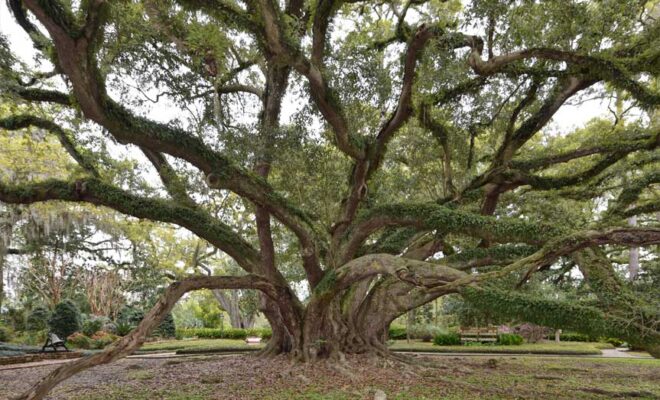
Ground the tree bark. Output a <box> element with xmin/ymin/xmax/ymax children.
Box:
<box><xmin>628</xmin><ymin>216</ymin><xmax>639</xmax><ymax>280</ymax></box>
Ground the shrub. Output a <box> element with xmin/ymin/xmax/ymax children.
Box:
<box><xmin>67</xmin><ymin>332</ymin><xmax>92</xmax><ymax>349</ymax></box>
<box><xmin>559</xmin><ymin>333</ymin><xmax>591</xmax><ymax>342</ymax></box>
<box><xmin>153</xmin><ymin>313</ymin><xmax>176</xmax><ymax>338</ymax></box>
<box><xmin>175</xmin><ymin>327</ymin><xmax>276</xmax><ymax>340</ymax></box>
<box><xmin>115</xmin><ymin>321</ymin><xmax>134</xmax><ymax>336</ymax></box>
<box><xmin>82</xmin><ymin>318</ymin><xmax>105</xmax><ymax>337</ymax></box>
<box><xmin>409</xmin><ymin>325</ymin><xmax>446</xmax><ymax>342</ymax></box>
<box><xmin>49</xmin><ymin>300</ymin><xmax>81</xmax><ymax>339</ymax></box>
<box><xmin>20</xmin><ymin>329</ymin><xmax>48</xmax><ymax>346</ymax></box>
<box><xmin>102</xmin><ymin>321</ymin><xmax>118</xmax><ymax>334</ymax></box>
<box><xmin>117</xmin><ymin>306</ymin><xmax>144</xmax><ymax>326</ymax></box>
<box><xmin>259</xmin><ymin>328</ymin><xmax>272</xmax><ymax>340</ymax></box>
<box><xmin>27</xmin><ymin>306</ymin><xmax>51</xmax><ymax>332</ymax></box>
<box><xmin>388</xmin><ymin>325</ymin><xmax>407</xmax><ymax>340</ymax></box>
<box><xmin>602</xmin><ymin>337</ymin><xmax>624</xmax><ymax>347</ymax></box>
<box><xmin>497</xmin><ymin>333</ymin><xmax>523</xmax><ymax>345</ymax></box>
<box><xmin>0</xmin><ymin>325</ymin><xmax>13</xmax><ymax>342</ymax></box>
<box><xmin>90</xmin><ymin>331</ymin><xmax>118</xmax><ymax>349</ymax></box>
<box><xmin>433</xmin><ymin>333</ymin><xmax>461</xmax><ymax>346</ymax></box>
<box><xmin>223</xmin><ymin>328</ymin><xmax>247</xmax><ymax>340</ymax></box>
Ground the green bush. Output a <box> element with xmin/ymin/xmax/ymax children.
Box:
<box><xmin>154</xmin><ymin>313</ymin><xmax>176</xmax><ymax>338</ymax></box>
<box><xmin>18</xmin><ymin>329</ymin><xmax>48</xmax><ymax>346</ymax></box>
<box><xmin>559</xmin><ymin>333</ymin><xmax>591</xmax><ymax>342</ymax></box>
<box><xmin>497</xmin><ymin>333</ymin><xmax>523</xmax><ymax>345</ymax></box>
<box><xmin>433</xmin><ymin>333</ymin><xmax>461</xmax><ymax>346</ymax></box>
<box><xmin>91</xmin><ymin>331</ymin><xmax>118</xmax><ymax>349</ymax></box>
<box><xmin>0</xmin><ymin>325</ymin><xmax>13</xmax><ymax>342</ymax></box>
<box><xmin>175</xmin><ymin>327</ymin><xmax>273</xmax><ymax>340</ymax></box>
<box><xmin>117</xmin><ymin>306</ymin><xmax>144</xmax><ymax>326</ymax></box>
<box><xmin>409</xmin><ymin>325</ymin><xmax>446</xmax><ymax>342</ymax></box>
<box><xmin>259</xmin><ymin>328</ymin><xmax>272</xmax><ymax>340</ymax></box>
<box><xmin>115</xmin><ymin>321</ymin><xmax>134</xmax><ymax>336</ymax></box>
<box><xmin>67</xmin><ymin>332</ymin><xmax>92</xmax><ymax>349</ymax></box>
<box><xmin>602</xmin><ymin>337</ymin><xmax>624</xmax><ymax>347</ymax></box>
<box><xmin>223</xmin><ymin>328</ymin><xmax>248</xmax><ymax>340</ymax></box>
<box><xmin>82</xmin><ymin>318</ymin><xmax>104</xmax><ymax>337</ymax></box>
<box><xmin>388</xmin><ymin>325</ymin><xmax>407</xmax><ymax>340</ymax></box>
<box><xmin>102</xmin><ymin>321</ymin><xmax>117</xmax><ymax>334</ymax></box>
<box><xmin>49</xmin><ymin>300</ymin><xmax>81</xmax><ymax>339</ymax></box>
<box><xmin>27</xmin><ymin>306</ymin><xmax>51</xmax><ymax>332</ymax></box>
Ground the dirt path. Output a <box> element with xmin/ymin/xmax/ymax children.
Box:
<box><xmin>600</xmin><ymin>347</ymin><xmax>650</xmax><ymax>358</ymax></box>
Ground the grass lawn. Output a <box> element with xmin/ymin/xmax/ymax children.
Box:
<box><xmin>139</xmin><ymin>338</ymin><xmax>613</xmax><ymax>356</ymax></box>
<box><xmin>2</xmin><ymin>353</ymin><xmax>658</xmax><ymax>399</ymax></box>
<box><xmin>139</xmin><ymin>338</ymin><xmax>264</xmax><ymax>353</ymax></box>
<box><xmin>389</xmin><ymin>340</ymin><xmax>613</xmax><ymax>355</ymax></box>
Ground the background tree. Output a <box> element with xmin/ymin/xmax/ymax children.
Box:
<box><xmin>0</xmin><ymin>0</ymin><xmax>659</xmax><ymax>398</ymax></box>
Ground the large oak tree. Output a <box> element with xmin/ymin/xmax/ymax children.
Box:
<box><xmin>1</xmin><ymin>0</ymin><xmax>659</xmax><ymax>398</ymax></box>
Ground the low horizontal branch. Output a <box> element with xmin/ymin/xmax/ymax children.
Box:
<box><xmin>0</xmin><ymin>178</ymin><xmax>261</xmax><ymax>271</ymax></box>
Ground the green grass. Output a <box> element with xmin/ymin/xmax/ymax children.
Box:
<box><xmin>139</xmin><ymin>338</ymin><xmax>616</xmax><ymax>356</ymax></box>
<box><xmin>139</xmin><ymin>338</ymin><xmax>263</xmax><ymax>353</ymax></box>
<box><xmin>389</xmin><ymin>340</ymin><xmax>610</xmax><ymax>355</ymax></box>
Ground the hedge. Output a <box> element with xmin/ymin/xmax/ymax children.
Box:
<box><xmin>497</xmin><ymin>333</ymin><xmax>523</xmax><ymax>345</ymax></box>
<box><xmin>433</xmin><ymin>333</ymin><xmax>461</xmax><ymax>346</ymax></box>
<box><xmin>176</xmin><ymin>327</ymin><xmax>272</xmax><ymax>340</ymax></box>
<box><xmin>388</xmin><ymin>326</ymin><xmax>407</xmax><ymax>340</ymax></box>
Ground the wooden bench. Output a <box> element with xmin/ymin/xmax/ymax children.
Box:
<box><xmin>459</xmin><ymin>327</ymin><xmax>498</xmax><ymax>343</ymax></box>
<box><xmin>41</xmin><ymin>332</ymin><xmax>69</xmax><ymax>353</ymax></box>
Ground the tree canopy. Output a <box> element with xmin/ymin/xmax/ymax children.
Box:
<box><xmin>0</xmin><ymin>0</ymin><xmax>659</xmax><ymax>398</ymax></box>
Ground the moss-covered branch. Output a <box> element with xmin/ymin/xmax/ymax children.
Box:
<box><xmin>342</xmin><ymin>203</ymin><xmax>561</xmax><ymax>262</ymax></box>
<box><xmin>0</xmin><ymin>178</ymin><xmax>262</xmax><ymax>272</ymax></box>
<box><xmin>441</xmin><ymin>227</ymin><xmax>660</xmax><ymax>291</ymax></box>
<box><xmin>461</xmin><ymin>286</ymin><xmax>659</xmax><ymax>349</ymax></box>
<box><xmin>510</xmin><ymin>131</ymin><xmax>656</xmax><ymax>171</ymax></box>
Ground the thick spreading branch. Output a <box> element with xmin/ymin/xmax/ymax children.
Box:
<box><xmin>0</xmin><ymin>178</ymin><xmax>261</xmax><ymax>271</ymax></box>
<box><xmin>442</xmin><ymin>227</ymin><xmax>660</xmax><ymax>291</ymax></box>
<box><xmin>20</xmin><ymin>0</ymin><xmax>326</xmax><ymax>262</ymax></box>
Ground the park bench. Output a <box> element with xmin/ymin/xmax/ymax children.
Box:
<box><xmin>41</xmin><ymin>332</ymin><xmax>69</xmax><ymax>353</ymax></box>
<box><xmin>459</xmin><ymin>327</ymin><xmax>498</xmax><ymax>343</ymax></box>
<box><xmin>245</xmin><ymin>337</ymin><xmax>262</xmax><ymax>345</ymax></box>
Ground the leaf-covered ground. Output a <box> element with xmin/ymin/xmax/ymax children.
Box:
<box><xmin>0</xmin><ymin>354</ymin><xmax>658</xmax><ymax>399</ymax></box>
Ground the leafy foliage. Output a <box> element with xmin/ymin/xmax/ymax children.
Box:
<box><xmin>48</xmin><ymin>300</ymin><xmax>81</xmax><ymax>339</ymax></box>
<box><xmin>26</xmin><ymin>306</ymin><xmax>51</xmax><ymax>332</ymax></box>
<box><xmin>497</xmin><ymin>334</ymin><xmax>523</xmax><ymax>346</ymax></box>
<box><xmin>433</xmin><ymin>333</ymin><xmax>461</xmax><ymax>346</ymax></box>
